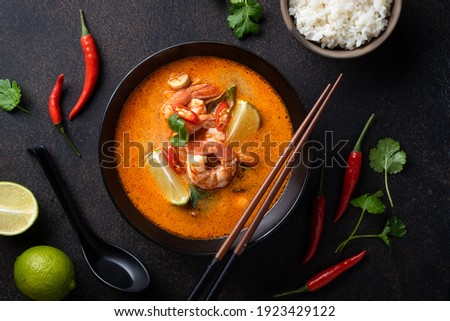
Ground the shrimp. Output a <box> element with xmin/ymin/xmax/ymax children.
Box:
<box><xmin>204</xmin><ymin>127</ymin><xmax>225</xmax><ymax>142</ymax></box>
<box><xmin>162</xmin><ymin>82</ymin><xmax>222</xmax><ymax>118</ymax></box>
<box><xmin>183</xmin><ymin>113</ymin><xmax>216</xmax><ymax>134</ymax></box>
<box><xmin>187</xmin><ymin>98</ymin><xmax>207</xmax><ymax>115</ymax></box>
<box><xmin>161</xmin><ymin>80</ymin><xmax>222</xmax><ymax>133</ymax></box>
<box><xmin>186</xmin><ymin>141</ymin><xmax>237</xmax><ymax>190</ymax></box>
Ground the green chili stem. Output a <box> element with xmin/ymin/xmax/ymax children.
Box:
<box><xmin>273</xmin><ymin>285</ymin><xmax>308</xmax><ymax>298</ymax></box>
<box><xmin>317</xmin><ymin>165</ymin><xmax>325</xmax><ymax>196</ymax></box>
<box><xmin>79</xmin><ymin>9</ymin><xmax>89</xmax><ymax>36</ymax></box>
<box><xmin>56</xmin><ymin>123</ymin><xmax>81</xmax><ymax>157</ymax></box>
<box><xmin>353</xmin><ymin>113</ymin><xmax>375</xmax><ymax>152</ymax></box>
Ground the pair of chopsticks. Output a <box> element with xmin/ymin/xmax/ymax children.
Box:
<box><xmin>188</xmin><ymin>74</ymin><xmax>343</xmax><ymax>301</ymax></box>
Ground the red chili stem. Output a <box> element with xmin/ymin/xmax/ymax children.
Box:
<box><xmin>68</xmin><ymin>9</ymin><xmax>99</xmax><ymax>121</ymax></box>
<box><xmin>334</xmin><ymin>114</ymin><xmax>375</xmax><ymax>223</ymax></box>
<box><xmin>305</xmin><ymin>250</ymin><xmax>366</xmax><ymax>292</ymax></box>
<box><xmin>49</xmin><ymin>74</ymin><xmax>81</xmax><ymax>157</ymax></box>
<box><xmin>302</xmin><ymin>166</ymin><xmax>325</xmax><ymax>265</ymax></box>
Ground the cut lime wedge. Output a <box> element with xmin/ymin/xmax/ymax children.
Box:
<box><xmin>225</xmin><ymin>99</ymin><xmax>261</xmax><ymax>144</ymax></box>
<box><xmin>0</xmin><ymin>181</ymin><xmax>39</xmax><ymax>236</ymax></box>
<box><xmin>145</xmin><ymin>150</ymin><xmax>190</xmax><ymax>206</ymax></box>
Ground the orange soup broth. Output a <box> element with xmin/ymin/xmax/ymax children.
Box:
<box><xmin>115</xmin><ymin>56</ymin><xmax>293</xmax><ymax>239</ymax></box>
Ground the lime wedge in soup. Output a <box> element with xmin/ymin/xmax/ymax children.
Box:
<box><xmin>145</xmin><ymin>150</ymin><xmax>190</xmax><ymax>206</ymax></box>
<box><xmin>225</xmin><ymin>100</ymin><xmax>261</xmax><ymax>144</ymax></box>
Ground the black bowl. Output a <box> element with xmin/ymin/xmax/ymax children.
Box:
<box><xmin>98</xmin><ymin>42</ymin><xmax>309</xmax><ymax>255</ymax></box>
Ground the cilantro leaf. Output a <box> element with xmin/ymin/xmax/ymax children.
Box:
<box><xmin>379</xmin><ymin>216</ymin><xmax>407</xmax><ymax>247</ymax></box>
<box><xmin>369</xmin><ymin>138</ymin><xmax>406</xmax><ymax>174</ymax></box>
<box><xmin>227</xmin><ymin>0</ymin><xmax>263</xmax><ymax>39</ymax></box>
<box><xmin>385</xmin><ymin>215</ymin><xmax>407</xmax><ymax>238</ymax></box>
<box><xmin>168</xmin><ymin>114</ymin><xmax>189</xmax><ymax>147</ymax></box>
<box><xmin>350</xmin><ymin>190</ymin><xmax>386</xmax><ymax>214</ymax></box>
<box><xmin>0</xmin><ymin>79</ymin><xmax>29</xmax><ymax>114</ymax></box>
<box><xmin>337</xmin><ymin>189</ymin><xmax>407</xmax><ymax>251</ymax></box>
<box><xmin>168</xmin><ymin>113</ymin><xmax>185</xmax><ymax>132</ymax></box>
<box><xmin>369</xmin><ymin>138</ymin><xmax>407</xmax><ymax>207</ymax></box>
<box><xmin>189</xmin><ymin>184</ymin><xmax>202</xmax><ymax>208</ymax></box>
<box><xmin>170</xmin><ymin>133</ymin><xmax>188</xmax><ymax>147</ymax></box>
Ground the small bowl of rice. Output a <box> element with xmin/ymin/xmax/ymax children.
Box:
<box><xmin>280</xmin><ymin>0</ymin><xmax>402</xmax><ymax>59</ymax></box>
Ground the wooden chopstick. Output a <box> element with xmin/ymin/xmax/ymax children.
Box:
<box><xmin>188</xmin><ymin>74</ymin><xmax>343</xmax><ymax>301</ymax></box>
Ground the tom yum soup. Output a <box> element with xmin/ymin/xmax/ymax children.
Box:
<box><xmin>114</xmin><ymin>56</ymin><xmax>293</xmax><ymax>240</ymax></box>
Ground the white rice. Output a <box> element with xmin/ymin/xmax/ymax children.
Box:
<box><xmin>288</xmin><ymin>0</ymin><xmax>393</xmax><ymax>50</ymax></box>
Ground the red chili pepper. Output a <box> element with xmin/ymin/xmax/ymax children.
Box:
<box><xmin>162</xmin><ymin>145</ymin><xmax>185</xmax><ymax>174</ymax></box>
<box><xmin>162</xmin><ymin>147</ymin><xmax>175</xmax><ymax>171</ymax></box>
<box><xmin>215</xmin><ymin>101</ymin><xmax>230</xmax><ymax>131</ymax></box>
<box><xmin>274</xmin><ymin>250</ymin><xmax>366</xmax><ymax>297</ymax></box>
<box><xmin>303</xmin><ymin>250</ymin><xmax>366</xmax><ymax>292</ymax></box>
<box><xmin>334</xmin><ymin>114</ymin><xmax>375</xmax><ymax>223</ymax></box>
<box><xmin>49</xmin><ymin>74</ymin><xmax>81</xmax><ymax>157</ymax></box>
<box><xmin>302</xmin><ymin>166</ymin><xmax>325</xmax><ymax>265</ymax></box>
<box><xmin>68</xmin><ymin>9</ymin><xmax>99</xmax><ymax>121</ymax></box>
<box><xmin>172</xmin><ymin>104</ymin><xmax>199</xmax><ymax>124</ymax></box>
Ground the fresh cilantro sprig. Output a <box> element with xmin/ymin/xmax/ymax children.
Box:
<box><xmin>227</xmin><ymin>0</ymin><xmax>263</xmax><ymax>39</ymax></box>
<box><xmin>335</xmin><ymin>191</ymin><xmax>385</xmax><ymax>252</ymax></box>
<box><xmin>378</xmin><ymin>216</ymin><xmax>407</xmax><ymax>247</ymax></box>
<box><xmin>369</xmin><ymin>138</ymin><xmax>407</xmax><ymax>207</ymax></box>
<box><xmin>0</xmin><ymin>79</ymin><xmax>30</xmax><ymax>114</ymax></box>
<box><xmin>335</xmin><ymin>191</ymin><xmax>407</xmax><ymax>252</ymax></box>
<box><xmin>189</xmin><ymin>184</ymin><xmax>202</xmax><ymax>209</ymax></box>
<box><xmin>168</xmin><ymin>114</ymin><xmax>189</xmax><ymax>147</ymax></box>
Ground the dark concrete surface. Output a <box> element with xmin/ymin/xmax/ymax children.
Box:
<box><xmin>1</xmin><ymin>0</ymin><xmax>449</xmax><ymax>300</ymax></box>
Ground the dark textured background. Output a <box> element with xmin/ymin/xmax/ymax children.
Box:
<box><xmin>1</xmin><ymin>0</ymin><xmax>449</xmax><ymax>301</ymax></box>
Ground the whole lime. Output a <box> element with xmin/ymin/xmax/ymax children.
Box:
<box><xmin>14</xmin><ymin>245</ymin><xmax>76</xmax><ymax>300</ymax></box>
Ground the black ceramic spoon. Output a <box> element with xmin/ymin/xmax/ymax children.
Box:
<box><xmin>28</xmin><ymin>144</ymin><xmax>150</xmax><ymax>293</ymax></box>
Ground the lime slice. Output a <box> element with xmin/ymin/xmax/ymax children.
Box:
<box><xmin>225</xmin><ymin>99</ymin><xmax>261</xmax><ymax>144</ymax></box>
<box><xmin>145</xmin><ymin>150</ymin><xmax>190</xmax><ymax>206</ymax></box>
<box><xmin>0</xmin><ymin>181</ymin><xmax>39</xmax><ymax>236</ymax></box>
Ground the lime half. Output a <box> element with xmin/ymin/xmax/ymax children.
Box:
<box><xmin>225</xmin><ymin>99</ymin><xmax>261</xmax><ymax>144</ymax></box>
<box><xmin>145</xmin><ymin>150</ymin><xmax>190</xmax><ymax>206</ymax></box>
<box><xmin>0</xmin><ymin>181</ymin><xmax>38</xmax><ymax>236</ymax></box>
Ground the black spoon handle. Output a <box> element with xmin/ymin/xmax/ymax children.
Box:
<box><xmin>27</xmin><ymin>144</ymin><xmax>97</xmax><ymax>246</ymax></box>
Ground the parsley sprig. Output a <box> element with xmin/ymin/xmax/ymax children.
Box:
<box><xmin>0</xmin><ymin>79</ymin><xmax>30</xmax><ymax>114</ymax></box>
<box><xmin>369</xmin><ymin>138</ymin><xmax>407</xmax><ymax>207</ymax></box>
<box><xmin>335</xmin><ymin>191</ymin><xmax>407</xmax><ymax>252</ymax></box>
<box><xmin>227</xmin><ymin>0</ymin><xmax>263</xmax><ymax>39</ymax></box>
